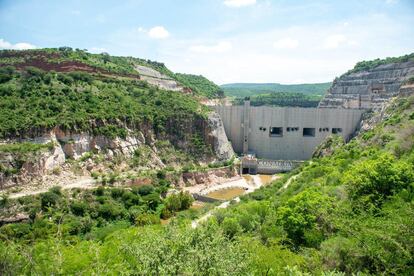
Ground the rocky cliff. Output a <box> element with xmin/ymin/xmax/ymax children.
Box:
<box><xmin>0</xmin><ymin>112</ymin><xmax>233</xmax><ymax>190</ymax></box>
<box><xmin>0</xmin><ymin>48</ymin><xmax>234</xmax><ymax>191</ymax></box>
<box><xmin>319</xmin><ymin>58</ymin><xmax>414</xmax><ymax>109</ymax></box>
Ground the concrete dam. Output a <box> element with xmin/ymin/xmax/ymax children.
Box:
<box><xmin>215</xmin><ymin>101</ymin><xmax>365</xmax><ymax>173</ymax></box>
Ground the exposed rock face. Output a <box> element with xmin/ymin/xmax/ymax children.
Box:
<box><xmin>135</xmin><ymin>65</ymin><xmax>184</xmax><ymax>92</ymax></box>
<box><xmin>358</xmin><ymin>84</ymin><xmax>414</xmax><ymax>133</ymax></box>
<box><xmin>179</xmin><ymin>166</ymin><xmax>237</xmax><ymax>187</ymax></box>
<box><xmin>206</xmin><ymin>112</ymin><xmax>234</xmax><ymax>161</ymax></box>
<box><xmin>0</xmin><ymin>148</ymin><xmax>66</xmax><ymax>190</ymax></box>
<box><xmin>0</xmin><ymin>128</ymin><xmax>150</xmax><ymax>189</ymax></box>
<box><xmin>319</xmin><ymin>61</ymin><xmax>414</xmax><ymax>109</ymax></box>
<box><xmin>0</xmin><ymin>111</ymin><xmax>234</xmax><ymax>190</ymax></box>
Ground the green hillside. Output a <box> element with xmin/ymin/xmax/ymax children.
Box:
<box><xmin>345</xmin><ymin>52</ymin><xmax>414</xmax><ymax>75</ymax></box>
<box><xmin>0</xmin><ymin>48</ymin><xmax>218</xmax><ymax>139</ymax></box>
<box><xmin>221</xmin><ymin>82</ymin><xmax>331</xmax><ymax>98</ymax></box>
<box><xmin>174</xmin><ymin>73</ymin><xmax>224</xmax><ymax>99</ymax></box>
<box><xmin>0</xmin><ymin>48</ymin><xmax>223</xmax><ymax>100</ymax></box>
<box><xmin>1</xmin><ymin>91</ymin><xmax>413</xmax><ymax>274</ymax></box>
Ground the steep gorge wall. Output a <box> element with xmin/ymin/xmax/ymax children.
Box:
<box><xmin>319</xmin><ymin>60</ymin><xmax>414</xmax><ymax>109</ymax></box>
<box><xmin>0</xmin><ymin>112</ymin><xmax>234</xmax><ymax>190</ymax></box>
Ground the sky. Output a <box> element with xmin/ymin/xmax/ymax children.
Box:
<box><xmin>0</xmin><ymin>0</ymin><xmax>413</xmax><ymax>84</ymax></box>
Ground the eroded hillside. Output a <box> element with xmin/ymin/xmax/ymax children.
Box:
<box><xmin>0</xmin><ymin>48</ymin><xmax>233</xmax><ymax>191</ymax></box>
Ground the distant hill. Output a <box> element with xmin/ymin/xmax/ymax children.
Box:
<box><xmin>232</xmin><ymin>92</ymin><xmax>321</xmax><ymax>107</ymax></box>
<box><xmin>221</xmin><ymin>82</ymin><xmax>331</xmax><ymax>98</ymax></box>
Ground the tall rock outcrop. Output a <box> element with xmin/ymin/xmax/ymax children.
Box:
<box><xmin>207</xmin><ymin>112</ymin><xmax>234</xmax><ymax>161</ymax></box>
<box><xmin>319</xmin><ymin>60</ymin><xmax>414</xmax><ymax>109</ymax></box>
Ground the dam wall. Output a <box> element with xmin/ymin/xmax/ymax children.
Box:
<box><xmin>215</xmin><ymin>103</ymin><xmax>365</xmax><ymax>160</ymax></box>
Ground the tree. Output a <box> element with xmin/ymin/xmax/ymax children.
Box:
<box><xmin>40</xmin><ymin>192</ymin><xmax>60</xmax><ymax>209</ymax></box>
<box><xmin>276</xmin><ymin>188</ymin><xmax>333</xmax><ymax>247</ymax></box>
<box><xmin>221</xmin><ymin>217</ymin><xmax>241</xmax><ymax>239</ymax></box>
<box><xmin>345</xmin><ymin>153</ymin><xmax>414</xmax><ymax>209</ymax></box>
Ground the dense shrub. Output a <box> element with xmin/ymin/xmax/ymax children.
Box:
<box><xmin>134</xmin><ymin>213</ymin><xmax>160</xmax><ymax>226</ymax></box>
<box><xmin>221</xmin><ymin>217</ymin><xmax>242</xmax><ymax>239</ymax></box>
<box><xmin>137</xmin><ymin>185</ymin><xmax>154</xmax><ymax>196</ymax></box>
<box><xmin>70</xmin><ymin>201</ymin><xmax>88</xmax><ymax>216</ymax></box>
<box><xmin>164</xmin><ymin>191</ymin><xmax>194</xmax><ymax>213</ymax></box>
<box><xmin>0</xmin><ymin>66</ymin><xmax>15</xmax><ymax>83</ymax></box>
<box><xmin>98</xmin><ymin>203</ymin><xmax>124</xmax><ymax>220</ymax></box>
<box><xmin>40</xmin><ymin>192</ymin><xmax>60</xmax><ymax>209</ymax></box>
<box><xmin>345</xmin><ymin>153</ymin><xmax>414</xmax><ymax>209</ymax></box>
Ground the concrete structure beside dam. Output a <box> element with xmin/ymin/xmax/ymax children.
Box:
<box><xmin>215</xmin><ymin>101</ymin><xmax>365</xmax><ymax>162</ymax></box>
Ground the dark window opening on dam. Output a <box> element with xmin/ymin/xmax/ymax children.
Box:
<box><xmin>332</xmin><ymin>128</ymin><xmax>343</xmax><ymax>134</ymax></box>
<box><xmin>287</xmin><ymin>127</ymin><xmax>299</xmax><ymax>132</ymax></box>
<box><xmin>269</xmin><ymin>127</ymin><xmax>283</xmax><ymax>137</ymax></box>
<box><xmin>319</xmin><ymin>128</ymin><xmax>330</xmax><ymax>132</ymax></box>
<box><xmin>303</xmin><ymin>128</ymin><xmax>315</xmax><ymax>137</ymax></box>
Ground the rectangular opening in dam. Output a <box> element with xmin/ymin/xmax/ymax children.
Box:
<box><xmin>287</xmin><ymin>127</ymin><xmax>299</xmax><ymax>132</ymax></box>
<box><xmin>332</xmin><ymin>128</ymin><xmax>343</xmax><ymax>134</ymax></box>
<box><xmin>269</xmin><ymin>127</ymin><xmax>283</xmax><ymax>137</ymax></box>
<box><xmin>303</xmin><ymin>128</ymin><xmax>315</xmax><ymax>137</ymax></box>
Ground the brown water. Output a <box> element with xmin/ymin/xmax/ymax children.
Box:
<box><xmin>259</xmin><ymin>174</ymin><xmax>273</xmax><ymax>185</ymax></box>
<box><xmin>242</xmin><ymin>175</ymin><xmax>253</xmax><ymax>183</ymax></box>
<box><xmin>206</xmin><ymin>187</ymin><xmax>246</xmax><ymax>200</ymax></box>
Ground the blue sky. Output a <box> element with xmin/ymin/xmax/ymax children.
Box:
<box><xmin>0</xmin><ymin>0</ymin><xmax>413</xmax><ymax>84</ymax></box>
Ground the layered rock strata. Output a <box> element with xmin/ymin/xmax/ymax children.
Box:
<box><xmin>319</xmin><ymin>61</ymin><xmax>414</xmax><ymax>109</ymax></box>
<box><xmin>0</xmin><ymin>112</ymin><xmax>234</xmax><ymax>189</ymax></box>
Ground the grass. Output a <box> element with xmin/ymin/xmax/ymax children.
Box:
<box><xmin>0</xmin><ymin>142</ymin><xmax>53</xmax><ymax>153</ymax></box>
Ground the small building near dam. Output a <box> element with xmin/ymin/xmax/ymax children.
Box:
<box><xmin>214</xmin><ymin>100</ymin><xmax>365</xmax><ymax>172</ymax></box>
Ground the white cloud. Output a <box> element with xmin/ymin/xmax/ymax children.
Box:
<box><xmin>189</xmin><ymin>41</ymin><xmax>232</xmax><ymax>53</ymax></box>
<box><xmin>148</xmin><ymin>26</ymin><xmax>170</xmax><ymax>39</ymax></box>
<box><xmin>0</xmin><ymin>39</ymin><xmax>36</xmax><ymax>50</ymax></box>
<box><xmin>323</xmin><ymin>34</ymin><xmax>347</xmax><ymax>49</ymax></box>
<box><xmin>223</xmin><ymin>0</ymin><xmax>256</xmax><ymax>8</ymax></box>
<box><xmin>107</xmin><ymin>13</ymin><xmax>414</xmax><ymax>84</ymax></box>
<box><xmin>323</xmin><ymin>34</ymin><xmax>359</xmax><ymax>49</ymax></box>
<box><xmin>273</xmin><ymin>38</ymin><xmax>298</xmax><ymax>49</ymax></box>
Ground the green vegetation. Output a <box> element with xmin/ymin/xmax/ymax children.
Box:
<box><xmin>0</xmin><ymin>47</ymin><xmax>140</xmax><ymax>76</ymax></box>
<box><xmin>3</xmin><ymin>94</ymin><xmax>413</xmax><ymax>275</ymax></box>
<box><xmin>405</xmin><ymin>75</ymin><xmax>414</xmax><ymax>84</ymax></box>
<box><xmin>232</xmin><ymin>92</ymin><xmax>322</xmax><ymax>107</ymax></box>
<box><xmin>0</xmin><ymin>48</ymin><xmax>224</xmax><ymax>99</ymax></box>
<box><xmin>221</xmin><ymin>82</ymin><xmax>331</xmax><ymax>98</ymax></box>
<box><xmin>174</xmin><ymin>73</ymin><xmax>224</xmax><ymax>98</ymax></box>
<box><xmin>0</xmin><ymin>61</ymin><xmax>208</xmax><ymax>141</ymax></box>
<box><xmin>346</xmin><ymin>52</ymin><xmax>414</xmax><ymax>75</ymax></box>
<box><xmin>1</xmin><ymin>49</ymin><xmax>414</xmax><ymax>274</ymax></box>
<box><xmin>0</xmin><ymin>184</ymin><xmax>196</xmax><ymax>242</ymax></box>
<box><xmin>211</xmin><ymin>95</ymin><xmax>414</xmax><ymax>274</ymax></box>
<box><xmin>0</xmin><ymin>142</ymin><xmax>53</xmax><ymax>153</ymax></box>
